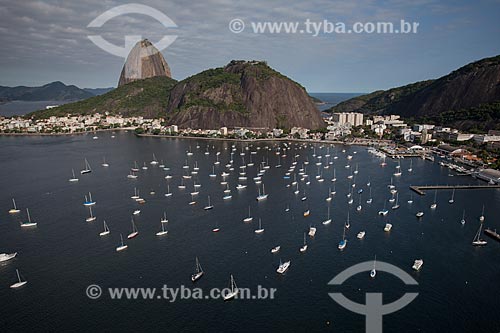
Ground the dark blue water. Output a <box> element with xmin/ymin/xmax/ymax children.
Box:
<box><xmin>310</xmin><ymin>93</ymin><xmax>364</xmax><ymax>111</ymax></box>
<box><xmin>1</xmin><ymin>132</ymin><xmax>499</xmax><ymax>332</ymax></box>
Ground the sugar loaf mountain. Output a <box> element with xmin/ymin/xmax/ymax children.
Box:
<box><xmin>31</xmin><ymin>39</ymin><xmax>324</xmax><ymax>129</ymax></box>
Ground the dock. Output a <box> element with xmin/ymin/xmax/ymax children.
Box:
<box><xmin>410</xmin><ymin>184</ymin><xmax>500</xmax><ymax>195</ymax></box>
<box><xmin>484</xmin><ymin>229</ymin><xmax>500</xmax><ymax>242</ymax></box>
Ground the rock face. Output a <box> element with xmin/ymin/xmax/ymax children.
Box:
<box><xmin>330</xmin><ymin>55</ymin><xmax>500</xmax><ymax>118</ymax></box>
<box><xmin>386</xmin><ymin>55</ymin><xmax>500</xmax><ymax>117</ymax></box>
<box><xmin>118</xmin><ymin>39</ymin><xmax>172</xmax><ymax>87</ymax></box>
<box><xmin>166</xmin><ymin>60</ymin><xmax>325</xmax><ymax>129</ymax></box>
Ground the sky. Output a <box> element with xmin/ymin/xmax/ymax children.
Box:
<box><xmin>0</xmin><ymin>0</ymin><xmax>499</xmax><ymax>92</ymax></box>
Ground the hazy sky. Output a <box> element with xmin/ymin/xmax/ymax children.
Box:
<box><xmin>0</xmin><ymin>0</ymin><xmax>499</xmax><ymax>92</ymax></box>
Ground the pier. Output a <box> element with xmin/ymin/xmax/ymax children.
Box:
<box><xmin>410</xmin><ymin>184</ymin><xmax>500</xmax><ymax>195</ymax></box>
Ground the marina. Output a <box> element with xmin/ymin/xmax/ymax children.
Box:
<box><xmin>1</xmin><ymin>132</ymin><xmax>499</xmax><ymax>332</ymax></box>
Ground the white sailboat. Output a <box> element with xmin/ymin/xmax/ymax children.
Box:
<box><xmin>161</xmin><ymin>212</ymin><xmax>168</xmax><ymax>223</ymax></box>
<box><xmin>101</xmin><ymin>156</ymin><xmax>109</xmax><ymax>167</ymax></box>
<box><xmin>256</xmin><ymin>184</ymin><xmax>268</xmax><ymax>201</ymax></box>
<box><xmin>86</xmin><ymin>206</ymin><xmax>96</xmax><ymax>222</ymax></box>
<box><xmin>99</xmin><ymin>220</ymin><xmax>110</xmax><ymax>236</ymax></box>
<box><xmin>472</xmin><ymin>223</ymin><xmax>487</xmax><ymax>246</ymax></box>
<box><xmin>366</xmin><ymin>187</ymin><xmax>373</xmax><ymax>204</ymax></box>
<box><xmin>69</xmin><ymin>169</ymin><xmax>79</xmax><ymax>182</ymax></box>
<box><xmin>191</xmin><ymin>257</ymin><xmax>204</xmax><ymax>282</ymax></box>
<box><xmin>448</xmin><ymin>188</ymin><xmax>455</xmax><ymax>204</ymax></box>
<box><xmin>243</xmin><ymin>206</ymin><xmax>253</xmax><ymax>222</ymax></box>
<box><xmin>223</xmin><ymin>275</ymin><xmax>238</xmax><ymax>301</ymax></box>
<box><xmin>391</xmin><ymin>193</ymin><xmax>400</xmax><ymax>210</ymax></box>
<box><xmin>300</xmin><ymin>233</ymin><xmax>308</xmax><ymax>252</ymax></box>
<box><xmin>10</xmin><ymin>269</ymin><xmax>27</xmax><ymax>289</ymax></box>
<box><xmin>460</xmin><ymin>209</ymin><xmax>466</xmax><ymax>225</ymax></box>
<box><xmin>164</xmin><ymin>185</ymin><xmax>173</xmax><ymax>197</ymax></box>
<box><xmin>370</xmin><ymin>255</ymin><xmax>377</xmax><ymax>278</ymax></box>
<box><xmin>21</xmin><ymin>208</ymin><xmax>37</xmax><ymax>227</ymax></box>
<box><xmin>479</xmin><ymin>205</ymin><xmax>485</xmax><ymax>222</ymax></box>
<box><xmin>430</xmin><ymin>190</ymin><xmax>437</xmax><ymax>209</ymax></box>
<box><xmin>271</xmin><ymin>246</ymin><xmax>281</xmax><ymax>253</ymax></box>
<box><xmin>127</xmin><ymin>219</ymin><xmax>139</xmax><ymax>239</ymax></box>
<box><xmin>80</xmin><ymin>158</ymin><xmax>92</xmax><ymax>174</ymax></box>
<box><xmin>116</xmin><ymin>233</ymin><xmax>128</xmax><ymax>252</ymax></box>
<box><xmin>156</xmin><ymin>220</ymin><xmax>168</xmax><ymax>236</ymax></box>
<box><xmin>204</xmin><ymin>196</ymin><xmax>214</xmax><ymax>210</ymax></box>
<box><xmin>0</xmin><ymin>252</ymin><xmax>17</xmax><ymax>262</ymax></box>
<box><xmin>254</xmin><ymin>218</ymin><xmax>264</xmax><ymax>234</ymax></box>
<box><xmin>322</xmin><ymin>204</ymin><xmax>332</xmax><ymax>225</ymax></box>
<box><xmin>9</xmin><ymin>198</ymin><xmax>20</xmax><ymax>214</ymax></box>
<box><xmin>408</xmin><ymin>160</ymin><xmax>413</xmax><ymax>172</ymax></box>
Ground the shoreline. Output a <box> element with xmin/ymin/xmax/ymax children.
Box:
<box><xmin>135</xmin><ymin>133</ymin><xmax>392</xmax><ymax>146</ymax></box>
<box><xmin>0</xmin><ymin>128</ymin><xmax>134</xmax><ymax>137</ymax></box>
<box><xmin>0</xmin><ymin>128</ymin><xmax>392</xmax><ymax>146</ymax></box>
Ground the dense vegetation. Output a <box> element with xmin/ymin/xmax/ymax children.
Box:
<box><xmin>27</xmin><ymin>77</ymin><xmax>177</xmax><ymax>119</ymax></box>
<box><xmin>327</xmin><ymin>80</ymin><xmax>434</xmax><ymax>114</ymax></box>
<box><xmin>419</xmin><ymin>102</ymin><xmax>500</xmax><ymax>133</ymax></box>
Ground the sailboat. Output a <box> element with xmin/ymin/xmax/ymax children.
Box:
<box><xmin>408</xmin><ymin>160</ymin><xmax>413</xmax><ymax>172</ymax></box>
<box><xmin>116</xmin><ymin>233</ymin><xmax>128</xmax><ymax>251</ymax></box>
<box><xmin>69</xmin><ymin>169</ymin><xmax>79</xmax><ymax>182</ymax></box>
<box><xmin>322</xmin><ymin>204</ymin><xmax>332</xmax><ymax>225</ymax></box>
<box><xmin>345</xmin><ymin>211</ymin><xmax>351</xmax><ymax>229</ymax></box>
<box><xmin>127</xmin><ymin>219</ymin><xmax>139</xmax><ymax>239</ymax></box>
<box><xmin>276</xmin><ymin>259</ymin><xmax>291</xmax><ymax>274</ymax></box>
<box><xmin>448</xmin><ymin>188</ymin><xmax>455</xmax><ymax>204</ymax></box>
<box><xmin>408</xmin><ymin>193</ymin><xmax>414</xmax><ymax>204</ymax></box>
<box><xmin>393</xmin><ymin>160</ymin><xmax>402</xmax><ymax>176</ymax></box>
<box><xmin>10</xmin><ymin>269</ymin><xmax>27</xmax><ymax>289</ymax></box>
<box><xmin>189</xmin><ymin>193</ymin><xmax>197</xmax><ymax>205</ymax></box>
<box><xmin>86</xmin><ymin>206</ymin><xmax>96</xmax><ymax>222</ymax></box>
<box><xmin>370</xmin><ymin>256</ymin><xmax>377</xmax><ymax>278</ymax></box>
<box><xmin>391</xmin><ymin>193</ymin><xmax>400</xmax><ymax>210</ymax></box>
<box><xmin>9</xmin><ymin>198</ymin><xmax>20</xmax><ymax>214</ymax></box>
<box><xmin>80</xmin><ymin>158</ymin><xmax>92</xmax><ymax>174</ymax></box>
<box><xmin>21</xmin><ymin>208</ymin><xmax>37</xmax><ymax>227</ymax></box>
<box><xmin>271</xmin><ymin>245</ymin><xmax>281</xmax><ymax>253</ymax></box>
<box><xmin>472</xmin><ymin>223</ymin><xmax>487</xmax><ymax>246</ymax></box>
<box><xmin>223</xmin><ymin>275</ymin><xmax>238</xmax><ymax>301</ymax></box>
<box><xmin>99</xmin><ymin>220</ymin><xmax>110</xmax><ymax>236</ymax></box>
<box><xmin>161</xmin><ymin>212</ymin><xmax>168</xmax><ymax>223</ymax></box>
<box><xmin>331</xmin><ymin>168</ymin><xmax>337</xmax><ymax>182</ymax></box>
<box><xmin>479</xmin><ymin>205</ymin><xmax>485</xmax><ymax>222</ymax></box>
<box><xmin>164</xmin><ymin>185</ymin><xmax>173</xmax><ymax>197</ymax></box>
<box><xmin>356</xmin><ymin>193</ymin><xmax>362</xmax><ymax>211</ymax></box>
<box><xmin>191</xmin><ymin>257</ymin><xmax>204</xmax><ymax>282</ymax></box>
<box><xmin>209</xmin><ymin>166</ymin><xmax>216</xmax><ymax>178</ymax></box>
<box><xmin>254</xmin><ymin>218</ymin><xmax>265</xmax><ymax>234</ymax></box>
<box><xmin>150</xmin><ymin>153</ymin><xmax>159</xmax><ymax>165</ymax></box>
<box><xmin>101</xmin><ymin>156</ymin><xmax>109</xmax><ymax>167</ymax></box>
<box><xmin>203</xmin><ymin>196</ymin><xmax>214</xmax><ymax>210</ymax></box>
<box><xmin>156</xmin><ymin>220</ymin><xmax>168</xmax><ymax>236</ymax></box>
<box><xmin>243</xmin><ymin>206</ymin><xmax>253</xmax><ymax>222</ymax></box>
<box><xmin>131</xmin><ymin>161</ymin><xmax>139</xmax><ymax>172</ymax></box>
<box><xmin>212</xmin><ymin>221</ymin><xmax>220</xmax><ymax>232</ymax></box>
<box><xmin>430</xmin><ymin>190</ymin><xmax>437</xmax><ymax>209</ymax></box>
<box><xmin>299</xmin><ymin>233</ymin><xmax>308</xmax><ymax>252</ymax></box>
<box><xmin>256</xmin><ymin>184</ymin><xmax>268</xmax><ymax>201</ymax></box>
<box><xmin>0</xmin><ymin>252</ymin><xmax>17</xmax><ymax>262</ymax></box>
<box><xmin>460</xmin><ymin>209</ymin><xmax>466</xmax><ymax>225</ymax></box>
<box><xmin>338</xmin><ymin>225</ymin><xmax>347</xmax><ymax>250</ymax></box>
<box><xmin>366</xmin><ymin>188</ymin><xmax>373</xmax><ymax>204</ymax></box>
<box><xmin>83</xmin><ymin>192</ymin><xmax>96</xmax><ymax>206</ymax></box>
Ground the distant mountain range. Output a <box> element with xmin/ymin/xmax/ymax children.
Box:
<box><xmin>328</xmin><ymin>55</ymin><xmax>500</xmax><ymax>131</ymax></box>
<box><xmin>0</xmin><ymin>81</ymin><xmax>114</xmax><ymax>102</ymax></box>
